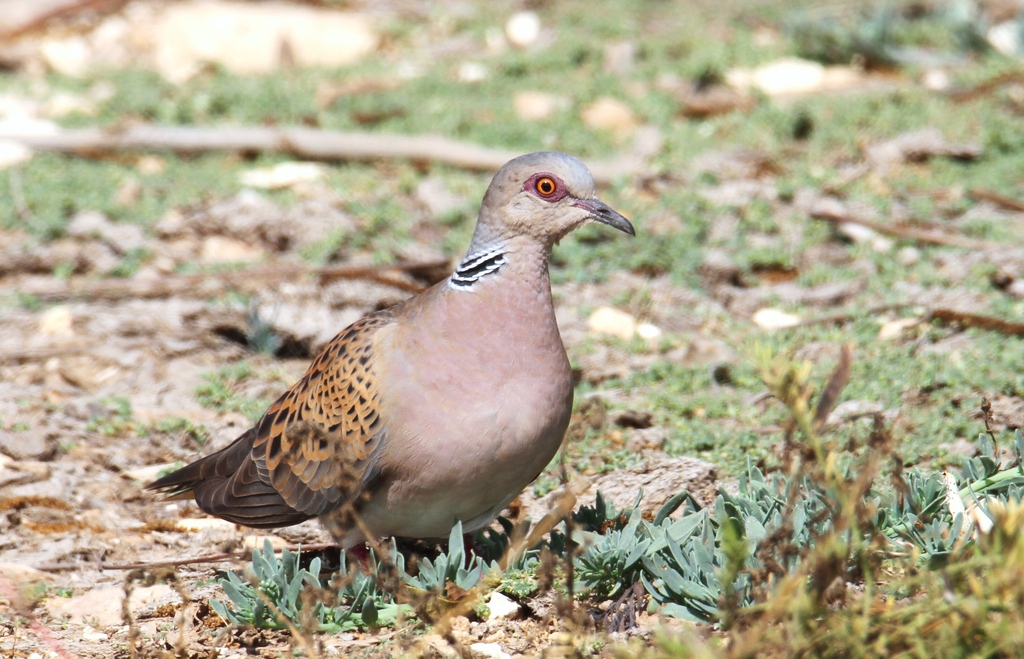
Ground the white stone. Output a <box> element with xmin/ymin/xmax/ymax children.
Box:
<box><xmin>922</xmin><ymin>69</ymin><xmax>950</xmax><ymax>92</ymax></box>
<box><xmin>588</xmin><ymin>306</ymin><xmax>637</xmax><ymax>340</ymax></box>
<box><xmin>756</xmin><ymin>61</ymin><xmax>821</xmax><ymax>93</ymax></box>
<box><xmin>0</xmin><ymin>140</ymin><xmax>32</xmax><ymax>169</ymax></box>
<box><xmin>871</xmin><ymin>236</ymin><xmax>894</xmax><ymax>253</ymax></box>
<box><xmin>175</xmin><ymin>517</ymin><xmax>238</xmax><ymax>532</ymax></box>
<box><xmin>1007</xmin><ymin>280</ymin><xmax>1024</xmax><ymax>300</ymax></box>
<box><xmin>485</xmin><ymin>591</ymin><xmax>520</xmax><ymax>622</ymax></box>
<box><xmin>636</xmin><ymin>322</ymin><xmax>663</xmax><ymax>340</ymax></box>
<box><xmin>878</xmin><ymin>317</ymin><xmax>920</xmax><ymax>340</ymax></box>
<box><xmin>82</xmin><ymin>626</ymin><xmax>109</xmax><ymax>642</ymax></box>
<box><xmin>897</xmin><ymin>246</ymin><xmax>921</xmax><ymax>266</ymax></box>
<box><xmin>123</xmin><ymin>462</ymin><xmax>178</xmax><ymax>483</ymax></box>
<box><xmin>458</xmin><ymin>62</ymin><xmax>489</xmax><ymax>83</ymax></box>
<box><xmin>513</xmin><ymin>92</ymin><xmax>565</xmax><ymax>121</ymax></box>
<box><xmin>151</xmin><ymin>1</ymin><xmax>378</xmax><ymax>82</ymax></box>
<box><xmin>752</xmin><ymin>308</ymin><xmax>800</xmax><ymax>330</ymax></box>
<box><xmin>136</xmin><ymin>155</ymin><xmax>167</xmax><ymax>175</ymax></box>
<box><xmin>200</xmin><ymin>236</ymin><xmax>265</xmax><ymax>263</ymax></box>
<box><xmin>505</xmin><ymin>12</ymin><xmax>540</xmax><ymax>49</ymax></box>
<box><xmin>725</xmin><ymin>58</ymin><xmax>863</xmax><ymax>96</ymax></box>
<box><xmin>988</xmin><ymin>21</ymin><xmax>1022</xmax><ymax>56</ymax></box>
<box><xmin>0</xmin><ymin>116</ymin><xmax>59</xmax><ymax>137</ymax></box>
<box><xmin>239</xmin><ymin>162</ymin><xmax>324</xmax><ymax>189</ymax></box>
<box><xmin>581</xmin><ymin>97</ymin><xmax>638</xmax><ymax>136</ymax></box>
<box><xmin>0</xmin><ymin>93</ymin><xmax>38</xmax><ymax>121</ymax></box>
<box><xmin>40</xmin><ymin>36</ymin><xmax>91</xmax><ymax>77</ymax></box>
<box><xmin>838</xmin><ymin>222</ymin><xmax>879</xmax><ymax>244</ymax></box>
<box><xmin>38</xmin><ymin>306</ymin><xmax>73</xmax><ymax>336</ymax></box>
<box><xmin>43</xmin><ymin>91</ymin><xmax>95</xmax><ymax>118</ymax></box>
<box><xmin>470</xmin><ymin>642</ymin><xmax>512</xmax><ymax>659</ymax></box>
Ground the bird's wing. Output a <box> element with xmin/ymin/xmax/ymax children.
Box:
<box><xmin>146</xmin><ymin>311</ymin><xmax>394</xmax><ymax>528</ymax></box>
<box><xmin>248</xmin><ymin>312</ymin><xmax>393</xmax><ymax>517</ymax></box>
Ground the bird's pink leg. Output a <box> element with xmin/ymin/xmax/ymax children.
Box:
<box><xmin>346</xmin><ymin>543</ymin><xmax>372</xmax><ymax>570</ymax></box>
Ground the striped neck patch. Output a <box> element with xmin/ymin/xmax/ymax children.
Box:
<box><xmin>449</xmin><ymin>245</ymin><xmax>507</xmax><ymax>291</ymax></box>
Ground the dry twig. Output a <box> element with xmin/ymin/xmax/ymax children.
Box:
<box><xmin>928</xmin><ymin>308</ymin><xmax>1024</xmax><ymax>337</ymax></box>
<box><xmin>791</xmin><ymin>304</ymin><xmax>1024</xmax><ymax>338</ymax></box>
<box><xmin>946</xmin><ymin>71</ymin><xmax>1024</xmax><ymax>102</ymax></box>
<box><xmin>970</xmin><ymin>188</ymin><xmax>1024</xmax><ymax>213</ymax></box>
<box><xmin>0</xmin><ymin>0</ymin><xmax>128</xmax><ymax>39</ymax></box>
<box><xmin>791</xmin><ymin>303</ymin><xmax>915</xmax><ymax>328</ymax></box>
<box><xmin>0</xmin><ymin>124</ymin><xmax>662</xmax><ymax>184</ymax></box>
<box><xmin>811</xmin><ymin>206</ymin><xmax>1001</xmax><ymax>250</ymax></box>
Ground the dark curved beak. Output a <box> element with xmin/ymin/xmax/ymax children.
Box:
<box><xmin>573</xmin><ymin>199</ymin><xmax>635</xmax><ymax>236</ymax></box>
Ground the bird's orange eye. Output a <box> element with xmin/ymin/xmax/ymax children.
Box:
<box><xmin>536</xmin><ymin>176</ymin><xmax>556</xmax><ymax>197</ymax></box>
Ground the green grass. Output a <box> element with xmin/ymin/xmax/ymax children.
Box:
<box><xmin>84</xmin><ymin>396</ymin><xmax>136</xmax><ymax>437</ymax></box>
<box><xmin>151</xmin><ymin>416</ymin><xmax>210</xmax><ymax>448</ymax></box>
<box><xmin>194</xmin><ymin>360</ymin><xmax>273</xmax><ymax>421</ymax></box>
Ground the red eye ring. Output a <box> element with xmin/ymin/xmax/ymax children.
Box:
<box><xmin>535</xmin><ymin>176</ymin><xmax>557</xmax><ymax>197</ymax></box>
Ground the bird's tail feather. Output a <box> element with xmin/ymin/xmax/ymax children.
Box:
<box><xmin>146</xmin><ymin>428</ymin><xmax>313</xmax><ymax>529</ymax></box>
<box><xmin>145</xmin><ymin>428</ymin><xmax>256</xmax><ymax>497</ymax></box>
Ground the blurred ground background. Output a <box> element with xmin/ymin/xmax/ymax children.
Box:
<box><xmin>0</xmin><ymin>0</ymin><xmax>1023</xmax><ymax>656</ymax></box>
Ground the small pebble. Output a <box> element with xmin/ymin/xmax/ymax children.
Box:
<box><xmin>458</xmin><ymin>62</ymin><xmax>489</xmax><ymax>82</ymax></box>
<box><xmin>588</xmin><ymin>306</ymin><xmax>637</xmax><ymax>340</ymax></box>
<box><xmin>752</xmin><ymin>308</ymin><xmax>800</xmax><ymax>330</ymax></box>
<box><xmin>485</xmin><ymin>591</ymin><xmax>521</xmax><ymax>622</ymax></box>
<box><xmin>505</xmin><ymin>12</ymin><xmax>540</xmax><ymax>48</ymax></box>
<box><xmin>897</xmin><ymin>246</ymin><xmax>921</xmax><ymax>267</ymax></box>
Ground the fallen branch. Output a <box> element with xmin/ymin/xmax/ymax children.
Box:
<box><xmin>791</xmin><ymin>303</ymin><xmax>914</xmax><ymax>328</ymax></box>
<box><xmin>11</xmin><ymin>259</ymin><xmax>449</xmax><ymax>303</ymax></box>
<box><xmin>929</xmin><ymin>308</ymin><xmax>1024</xmax><ymax>337</ymax></box>
<box><xmin>0</xmin><ymin>0</ymin><xmax>128</xmax><ymax>40</ymax></box>
<box><xmin>0</xmin><ymin>124</ymin><xmax>662</xmax><ymax>184</ymax></box>
<box><xmin>789</xmin><ymin>304</ymin><xmax>1024</xmax><ymax>338</ymax></box>
<box><xmin>969</xmin><ymin>188</ymin><xmax>1024</xmax><ymax>213</ymax></box>
<box><xmin>0</xmin><ymin>345</ymin><xmax>88</xmax><ymax>364</ymax></box>
<box><xmin>811</xmin><ymin>207</ymin><xmax>1001</xmax><ymax>250</ymax></box>
<box><xmin>947</xmin><ymin>71</ymin><xmax>1024</xmax><ymax>103</ymax></box>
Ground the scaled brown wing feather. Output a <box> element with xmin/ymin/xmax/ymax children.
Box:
<box><xmin>147</xmin><ymin>311</ymin><xmax>393</xmax><ymax>528</ymax></box>
<box><xmin>251</xmin><ymin>312</ymin><xmax>392</xmax><ymax>517</ymax></box>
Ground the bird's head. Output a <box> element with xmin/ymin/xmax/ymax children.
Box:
<box><xmin>471</xmin><ymin>151</ymin><xmax>634</xmax><ymax>250</ymax></box>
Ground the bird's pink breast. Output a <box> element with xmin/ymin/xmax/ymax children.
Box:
<box><xmin>354</xmin><ymin>258</ymin><xmax>573</xmax><ymax>540</ymax></box>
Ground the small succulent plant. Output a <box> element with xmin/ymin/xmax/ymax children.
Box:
<box><xmin>213</xmin><ymin>429</ymin><xmax>1024</xmax><ymax>631</ymax></box>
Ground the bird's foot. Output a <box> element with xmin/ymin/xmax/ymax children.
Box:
<box><xmin>345</xmin><ymin>542</ymin><xmax>372</xmax><ymax>570</ymax></box>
